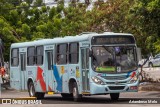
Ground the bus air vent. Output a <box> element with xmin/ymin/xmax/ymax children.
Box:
<box><xmin>101</xmin><ymin>76</ymin><xmax>127</xmax><ymax>80</ymax></box>
<box><xmin>108</xmin><ymin>86</ymin><xmax>125</xmax><ymax>90</ymax></box>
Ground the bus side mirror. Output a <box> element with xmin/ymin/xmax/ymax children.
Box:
<box><xmin>89</xmin><ymin>49</ymin><xmax>93</xmax><ymax>57</ymax></box>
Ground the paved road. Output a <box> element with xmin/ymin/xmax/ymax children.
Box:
<box><xmin>1</xmin><ymin>90</ymin><xmax>160</xmax><ymax>106</ymax></box>
<box><xmin>1</xmin><ymin>90</ymin><xmax>160</xmax><ymax>98</ymax></box>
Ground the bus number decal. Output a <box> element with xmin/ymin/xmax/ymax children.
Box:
<box><xmin>76</xmin><ymin>67</ymin><xmax>80</xmax><ymax>78</ymax></box>
<box><xmin>117</xmin><ymin>66</ymin><xmax>121</xmax><ymax>72</ymax></box>
<box><xmin>61</xmin><ymin>66</ymin><xmax>65</xmax><ymax>74</ymax></box>
<box><xmin>28</xmin><ymin>71</ymin><xmax>33</xmax><ymax>76</ymax></box>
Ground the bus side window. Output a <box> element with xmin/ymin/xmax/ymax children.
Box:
<box><xmin>47</xmin><ymin>51</ymin><xmax>53</xmax><ymax>70</ymax></box>
<box><xmin>69</xmin><ymin>43</ymin><xmax>79</xmax><ymax>64</ymax></box>
<box><xmin>11</xmin><ymin>48</ymin><xmax>19</xmax><ymax>66</ymax></box>
<box><xmin>27</xmin><ymin>47</ymin><xmax>35</xmax><ymax>66</ymax></box>
<box><xmin>36</xmin><ymin>46</ymin><xmax>44</xmax><ymax>65</ymax></box>
<box><xmin>57</xmin><ymin>44</ymin><xmax>68</xmax><ymax>64</ymax></box>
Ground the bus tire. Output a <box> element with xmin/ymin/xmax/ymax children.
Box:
<box><xmin>110</xmin><ymin>93</ymin><xmax>119</xmax><ymax>101</ymax></box>
<box><xmin>72</xmin><ymin>82</ymin><xmax>82</xmax><ymax>102</ymax></box>
<box><xmin>28</xmin><ymin>82</ymin><xmax>45</xmax><ymax>99</ymax></box>
<box><xmin>28</xmin><ymin>82</ymin><xmax>36</xmax><ymax>97</ymax></box>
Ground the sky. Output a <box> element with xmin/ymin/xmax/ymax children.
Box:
<box><xmin>42</xmin><ymin>0</ymin><xmax>107</xmax><ymax>10</ymax></box>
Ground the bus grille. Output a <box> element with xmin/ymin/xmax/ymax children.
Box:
<box><xmin>106</xmin><ymin>81</ymin><xmax>126</xmax><ymax>84</ymax></box>
<box><xmin>101</xmin><ymin>76</ymin><xmax>127</xmax><ymax>80</ymax></box>
<box><xmin>108</xmin><ymin>86</ymin><xmax>125</xmax><ymax>90</ymax></box>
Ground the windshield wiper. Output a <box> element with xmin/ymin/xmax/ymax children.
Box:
<box><xmin>102</xmin><ymin>45</ymin><xmax>115</xmax><ymax>61</ymax></box>
<box><xmin>102</xmin><ymin>45</ymin><xmax>114</xmax><ymax>54</ymax></box>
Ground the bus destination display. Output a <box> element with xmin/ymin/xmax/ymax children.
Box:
<box><xmin>91</xmin><ymin>35</ymin><xmax>135</xmax><ymax>45</ymax></box>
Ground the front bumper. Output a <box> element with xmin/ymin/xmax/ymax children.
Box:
<box><xmin>90</xmin><ymin>80</ymin><xmax>139</xmax><ymax>94</ymax></box>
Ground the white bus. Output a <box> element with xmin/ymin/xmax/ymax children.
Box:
<box><xmin>10</xmin><ymin>32</ymin><xmax>139</xmax><ymax>101</ymax></box>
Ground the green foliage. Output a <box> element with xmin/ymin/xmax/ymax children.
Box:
<box><xmin>49</xmin><ymin>7</ymin><xmax>56</xmax><ymax>20</ymax></box>
<box><xmin>25</xmin><ymin>0</ymin><xmax>34</xmax><ymax>5</ymax></box>
<box><xmin>22</xmin><ymin>24</ymin><xmax>31</xmax><ymax>38</ymax></box>
<box><xmin>131</xmin><ymin>0</ymin><xmax>160</xmax><ymax>55</ymax></box>
<box><xmin>34</xmin><ymin>0</ymin><xmax>43</xmax><ymax>6</ymax></box>
<box><xmin>0</xmin><ymin>18</ymin><xmax>19</xmax><ymax>61</ymax></box>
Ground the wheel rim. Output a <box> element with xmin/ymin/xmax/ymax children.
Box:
<box><xmin>30</xmin><ymin>85</ymin><xmax>34</xmax><ymax>97</ymax></box>
<box><xmin>73</xmin><ymin>87</ymin><xmax>77</xmax><ymax>97</ymax></box>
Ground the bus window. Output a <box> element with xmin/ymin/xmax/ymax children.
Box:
<box><xmin>86</xmin><ymin>49</ymin><xmax>89</xmax><ymax>69</ymax></box>
<box><xmin>69</xmin><ymin>43</ymin><xmax>79</xmax><ymax>64</ymax></box>
<box><xmin>81</xmin><ymin>49</ymin><xmax>85</xmax><ymax>69</ymax></box>
<box><xmin>36</xmin><ymin>46</ymin><xmax>44</xmax><ymax>65</ymax></box>
<box><xmin>47</xmin><ymin>51</ymin><xmax>53</xmax><ymax>70</ymax></box>
<box><xmin>11</xmin><ymin>48</ymin><xmax>19</xmax><ymax>66</ymax></box>
<box><xmin>57</xmin><ymin>44</ymin><xmax>68</xmax><ymax>64</ymax></box>
<box><xmin>27</xmin><ymin>47</ymin><xmax>35</xmax><ymax>66</ymax></box>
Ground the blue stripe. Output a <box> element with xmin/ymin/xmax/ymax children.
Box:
<box><xmin>126</xmin><ymin>71</ymin><xmax>132</xmax><ymax>78</ymax></box>
<box><xmin>53</xmin><ymin>65</ymin><xmax>62</xmax><ymax>92</ymax></box>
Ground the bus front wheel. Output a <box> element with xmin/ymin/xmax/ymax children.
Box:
<box><xmin>110</xmin><ymin>93</ymin><xmax>119</xmax><ymax>101</ymax></box>
<box><xmin>72</xmin><ymin>82</ymin><xmax>82</xmax><ymax>101</ymax></box>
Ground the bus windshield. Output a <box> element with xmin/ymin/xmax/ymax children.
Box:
<box><xmin>92</xmin><ymin>46</ymin><xmax>137</xmax><ymax>73</ymax></box>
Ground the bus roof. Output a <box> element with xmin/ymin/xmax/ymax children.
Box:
<box><xmin>11</xmin><ymin>32</ymin><xmax>133</xmax><ymax>48</ymax></box>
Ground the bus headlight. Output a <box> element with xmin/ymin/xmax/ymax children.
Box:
<box><xmin>91</xmin><ymin>76</ymin><xmax>106</xmax><ymax>85</ymax></box>
<box><xmin>129</xmin><ymin>75</ymin><xmax>138</xmax><ymax>83</ymax></box>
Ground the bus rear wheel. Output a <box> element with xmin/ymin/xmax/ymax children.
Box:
<box><xmin>110</xmin><ymin>93</ymin><xmax>119</xmax><ymax>101</ymax></box>
<box><xmin>28</xmin><ymin>82</ymin><xmax>45</xmax><ymax>99</ymax></box>
<box><xmin>72</xmin><ymin>82</ymin><xmax>82</xmax><ymax>101</ymax></box>
<box><xmin>28</xmin><ymin>82</ymin><xmax>35</xmax><ymax>97</ymax></box>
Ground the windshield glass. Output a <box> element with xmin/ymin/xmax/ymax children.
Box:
<box><xmin>92</xmin><ymin>46</ymin><xmax>137</xmax><ymax>73</ymax></box>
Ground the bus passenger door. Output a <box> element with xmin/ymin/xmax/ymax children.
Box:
<box><xmin>45</xmin><ymin>50</ymin><xmax>55</xmax><ymax>92</ymax></box>
<box><xmin>81</xmin><ymin>48</ymin><xmax>90</xmax><ymax>92</ymax></box>
<box><xmin>20</xmin><ymin>53</ymin><xmax>26</xmax><ymax>90</ymax></box>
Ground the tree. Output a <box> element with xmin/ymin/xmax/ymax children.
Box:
<box><xmin>0</xmin><ymin>18</ymin><xmax>19</xmax><ymax>61</ymax></box>
<box><xmin>22</xmin><ymin>24</ymin><xmax>31</xmax><ymax>39</ymax></box>
<box><xmin>131</xmin><ymin>0</ymin><xmax>160</xmax><ymax>54</ymax></box>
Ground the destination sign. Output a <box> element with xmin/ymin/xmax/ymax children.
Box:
<box><xmin>91</xmin><ymin>35</ymin><xmax>135</xmax><ymax>45</ymax></box>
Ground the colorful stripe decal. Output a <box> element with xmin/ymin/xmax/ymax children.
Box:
<box><xmin>53</xmin><ymin>65</ymin><xmax>62</xmax><ymax>92</ymax></box>
<box><xmin>48</xmin><ymin>85</ymin><xmax>52</xmax><ymax>91</ymax></box>
<box><xmin>126</xmin><ymin>71</ymin><xmax>132</xmax><ymax>78</ymax></box>
<box><xmin>36</xmin><ymin>67</ymin><xmax>46</xmax><ymax>92</ymax></box>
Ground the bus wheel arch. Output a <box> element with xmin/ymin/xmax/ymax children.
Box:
<box><xmin>69</xmin><ymin>78</ymin><xmax>76</xmax><ymax>94</ymax></box>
